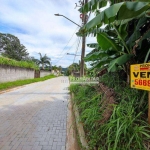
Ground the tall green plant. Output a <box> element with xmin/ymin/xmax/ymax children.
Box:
<box><xmin>0</xmin><ymin>33</ymin><xmax>29</xmax><ymax>61</ymax></box>
<box><xmin>78</xmin><ymin>1</ymin><xmax>150</xmax><ymax>75</ymax></box>
<box><xmin>70</xmin><ymin>74</ymin><xmax>150</xmax><ymax>149</ymax></box>
<box><xmin>36</xmin><ymin>53</ymin><xmax>51</xmax><ymax>70</ymax></box>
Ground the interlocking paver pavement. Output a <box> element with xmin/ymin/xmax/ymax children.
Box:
<box><xmin>0</xmin><ymin>76</ymin><xmax>69</xmax><ymax>150</ymax></box>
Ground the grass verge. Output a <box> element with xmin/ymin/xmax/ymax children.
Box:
<box><xmin>0</xmin><ymin>74</ymin><xmax>56</xmax><ymax>91</ymax></box>
<box><xmin>0</xmin><ymin>56</ymin><xmax>39</xmax><ymax>70</ymax></box>
<box><xmin>69</xmin><ymin>73</ymin><xmax>150</xmax><ymax>150</ymax></box>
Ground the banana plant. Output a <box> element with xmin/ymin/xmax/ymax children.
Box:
<box><xmin>79</xmin><ymin>0</ymin><xmax>150</xmax><ymax>77</ymax></box>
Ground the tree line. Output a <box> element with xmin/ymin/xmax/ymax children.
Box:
<box><xmin>0</xmin><ymin>33</ymin><xmax>54</xmax><ymax>70</ymax></box>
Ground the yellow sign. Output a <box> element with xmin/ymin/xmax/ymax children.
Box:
<box><xmin>130</xmin><ymin>63</ymin><xmax>150</xmax><ymax>91</ymax></box>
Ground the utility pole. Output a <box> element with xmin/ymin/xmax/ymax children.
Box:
<box><xmin>80</xmin><ymin>0</ymin><xmax>88</xmax><ymax>77</ymax></box>
<box><xmin>55</xmin><ymin>0</ymin><xmax>88</xmax><ymax>77</ymax></box>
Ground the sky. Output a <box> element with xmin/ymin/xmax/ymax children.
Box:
<box><xmin>0</xmin><ymin>0</ymin><xmax>96</xmax><ymax>68</ymax></box>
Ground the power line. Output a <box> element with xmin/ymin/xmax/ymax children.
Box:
<box><xmin>73</xmin><ymin>37</ymin><xmax>81</xmax><ymax>63</ymax></box>
<box><xmin>53</xmin><ymin>17</ymin><xmax>83</xmax><ymax>66</ymax></box>
<box><xmin>53</xmin><ymin>38</ymin><xmax>78</xmax><ymax>65</ymax></box>
<box><xmin>57</xmin><ymin>20</ymin><xmax>81</xmax><ymax>56</ymax></box>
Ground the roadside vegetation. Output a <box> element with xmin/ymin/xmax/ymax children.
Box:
<box><xmin>0</xmin><ymin>74</ymin><xmax>56</xmax><ymax>91</ymax></box>
<box><xmin>0</xmin><ymin>33</ymin><xmax>29</xmax><ymax>61</ymax></box>
<box><xmin>0</xmin><ymin>56</ymin><xmax>39</xmax><ymax>70</ymax></box>
<box><xmin>69</xmin><ymin>1</ymin><xmax>150</xmax><ymax>149</ymax></box>
<box><xmin>33</xmin><ymin>53</ymin><xmax>51</xmax><ymax>70</ymax></box>
<box><xmin>78</xmin><ymin>1</ymin><xmax>150</xmax><ymax>79</ymax></box>
<box><xmin>69</xmin><ymin>73</ymin><xmax>150</xmax><ymax>149</ymax></box>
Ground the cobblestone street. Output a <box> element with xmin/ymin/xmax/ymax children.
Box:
<box><xmin>0</xmin><ymin>77</ymin><xmax>69</xmax><ymax>150</ymax></box>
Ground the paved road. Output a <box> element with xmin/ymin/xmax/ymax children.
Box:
<box><xmin>0</xmin><ymin>76</ymin><xmax>69</xmax><ymax>150</ymax></box>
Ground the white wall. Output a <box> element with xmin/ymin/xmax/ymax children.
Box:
<box><xmin>0</xmin><ymin>65</ymin><xmax>34</xmax><ymax>83</ymax></box>
<box><xmin>40</xmin><ymin>70</ymin><xmax>52</xmax><ymax>77</ymax></box>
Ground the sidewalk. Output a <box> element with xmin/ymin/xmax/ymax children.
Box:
<box><xmin>0</xmin><ymin>77</ymin><xmax>69</xmax><ymax>150</ymax></box>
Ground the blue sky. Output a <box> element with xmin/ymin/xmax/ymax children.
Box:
<box><xmin>0</xmin><ymin>0</ymin><xmax>96</xmax><ymax>67</ymax></box>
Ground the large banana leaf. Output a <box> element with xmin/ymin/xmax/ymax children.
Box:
<box><xmin>87</xmin><ymin>43</ymin><xmax>100</xmax><ymax>49</ymax></box>
<box><xmin>108</xmin><ymin>54</ymin><xmax>133</xmax><ymax>72</ymax></box>
<box><xmin>81</xmin><ymin>2</ymin><xmax>150</xmax><ymax>32</ymax></box>
<box><xmin>118</xmin><ymin>23</ymin><xmax>128</xmax><ymax>40</ymax></box>
<box><xmin>76</xmin><ymin>27</ymin><xmax>109</xmax><ymax>37</ymax></box>
<box><xmin>89</xmin><ymin>57</ymin><xmax>112</xmax><ymax>70</ymax></box>
<box><xmin>78</xmin><ymin>0</ymin><xmax>107</xmax><ymax>13</ymax></box>
<box><xmin>78</xmin><ymin>0</ymin><xmax>145</xmax><ymax>13</ymax></box>
<box><xmin>86</xmin><ymin>48</ymin><xmax>100</xmax><ymax>57</ymax></box>
<box><xmin>77</xmin><ymin>26</ymin><xmax>118</xmax><ymax>37</ymax></box>
<box><xmin>97</xmin><ymin>33</ymin><xmax>120</xmax><ymax>51</ymax></box>
<box><xmin>84</xmin><ymin>51</ymin><xmax>109</xmax><ymax>61</ymax></box>
<box><xmin>127</xmin><ymin>17</ymin><xmax>148</xmax><ymax>48</ymax></box>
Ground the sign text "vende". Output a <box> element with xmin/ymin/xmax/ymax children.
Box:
<box><xmin>133</xmin><ymin>72</ymin><xmax>150</xmax><ymax>78</ymax></box>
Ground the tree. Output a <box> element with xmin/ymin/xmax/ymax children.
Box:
<box><xmin>67</xmin><ymin>63</ymin><xmax>80</xmax><ymax>75</ymax></box>
<box><xmin>76</xmin><ymin>2</ymin><xmax>150</xmax><ymax>150</ymax></box>
<box><xmin>52</xmin><ymin>65</ymin><xmax>58</xmax><ymax>71</ymax></box>
<box><xmin>0</xmin><ymin>33</ymin><xmax>29</xmax><ymax>61</ymax></box>
<box><xmin>78</xmin><ymin>0</ymin><xmax>150</xmax><ymax>82</ymax></box>
<box><xmin>37</xmin><ymin>53</ymin><xmax>51</xmax><ymax>70</ymax></box>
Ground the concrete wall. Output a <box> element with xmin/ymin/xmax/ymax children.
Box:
<box><xmin>40</xmin><ymin>70</ymin><xmax>52</xmax><ymax>77</ymax></box>
<box><xmin>0</xmin><ymin>65</ymin><xmax>34</xmax><ymax>83</ymax></box>
<box><xmin>51</xmin><ymin>70</ymin><xmax>60</xmax><ymax>76</ymax></box>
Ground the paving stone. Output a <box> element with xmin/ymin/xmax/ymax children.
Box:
<box><xmin>0</xmin><ymin>77</ymin><xmax>69</xmax><ymax>150</ymax></box>
<box><xmin>42</xmin><ymin>145</ymin><xmax>52</xmax><ymax>150</ymax></box>
<box><xmin>39</xmin><ymin>141</ymin><xmax>49</xmax><ymax>146</ymax></box>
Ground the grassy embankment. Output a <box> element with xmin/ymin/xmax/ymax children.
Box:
<box><xmin>69</xmin><ymin>73</ymin><xmax>150</xmax><ymax>150</ymax></box>
<box><xmin>0</xmin><ymin>56</ymin><xmax>55</xmax><ymax>91</ymax></box>
<box><xmin>0</xmin><ymin>56</ymin><xmax>39</xmax><ymax>70</ymax></box>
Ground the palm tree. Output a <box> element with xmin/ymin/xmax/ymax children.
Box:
<box><xmin>52</xmin><ymin>65</ymin><xmax>58</xmax><ymax>71</ymax></box>
<box><xmin>37</xmin><ymin>53</ymin><xmax>51</xmax><ymax>70</ymax></box>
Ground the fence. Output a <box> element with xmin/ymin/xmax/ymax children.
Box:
<box><xmin>0</xmin><ymin>65</ymin><xmax>52</xmax><ymax>83</ymax></box>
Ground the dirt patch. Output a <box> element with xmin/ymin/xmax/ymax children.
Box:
<box><xmin>66</xmin><ymin>99</ymin><xmax>80</xmax><ymax>150</ymax></box>
<box><xmin>98</xmin><ymin>83</ymin><xmax>116</xmax><ymax>124</ymax></box>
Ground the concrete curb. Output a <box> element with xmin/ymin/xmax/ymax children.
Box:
<box><xmin>66</xmin><ymin>95</ymin><xmax>80</xmax><ymax>150</ymax></box>
<box><xmin>71</xmin><ymin>93</ymin><xmax>88</xmax><ymax>150</ymax></box>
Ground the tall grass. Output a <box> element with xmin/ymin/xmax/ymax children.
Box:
<box><xmin>69</xmin><ymin>73</ymin><xmax>150</xmax><ymax>150</ymax></box>
<box><xmin>0</xmin><ymin>56</ymin><xmax>39</xmax><ymax>70</ymax></box>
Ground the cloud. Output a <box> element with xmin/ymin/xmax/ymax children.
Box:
<box><xmin>0</xmin><ymin>0</ymin><xmax>96</xmax><ymax>68</ymax></box>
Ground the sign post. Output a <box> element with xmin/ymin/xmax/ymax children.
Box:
<box><xmin>148</xmin><ymin>92</ymin><xmax>150</xmax><ymax>124</ymax></box>
<box><xmin>130</xmin><ymin>63</ymin><xmax>150</xmax><ymax>124</ymax></box>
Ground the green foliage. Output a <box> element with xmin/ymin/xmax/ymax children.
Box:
<box><xmin>108</xmin><ymin>54</ymin><xmax>133</xmax><ymax>72</ymax></box>
<box><xmin>79</xmin><ymin>1</ymin><xmax>150</xmax><ymax>74</ymax></box>
<box><xmin>78</xmin><ymin>0</ymin><xmax>107</xmax><ymax>13</ymax></box>
<box><xmin>81</xmin><ymin>2</ymin><xmax>150</xmax><ymax>32</ymax></box>
<box><xmin>67</xmin><ymin>63</ymin><xmax>80</xmax><ymax>76</ymax></box>
<box><xmin>0</xmin><ymin>33</ymin><xmax>29</xmax><ymax>61</ymax></box>
<box><xmin>84</xmin><ymin>51</ymin><xmax>108</xmax><ymax>62</ymax></box>
<box><xmin>69</xmin><ymin>74</ymin><xmax>150</xmax><ymax>149</ymax></box>
<box><xmin>97</xmin><ymin>33</ymin><xmax>121</xmax><ymax>51</ymax></box>
<box><xmin>118</xmin><ymin>23</ymin><xmax>128</xmax><ymax>40</ymax></box>
<box><xmin>36</xmin><ymin>53</ymin><xmax>51</xmax><ymax>70</ymax></box>
<box><xmin>0</xmin><ymin>74</ymin><xmax>56</xmax><ymax>91</ymax></box>
<box><xmin>0</xmin><ymin>56</ymin><xmax>39</xmax><ymax>70</ymax></box>
<box><xmin>75</xmin><ymin>1</ymin><xmax>150</xmax><ymax>149</ymax></box>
